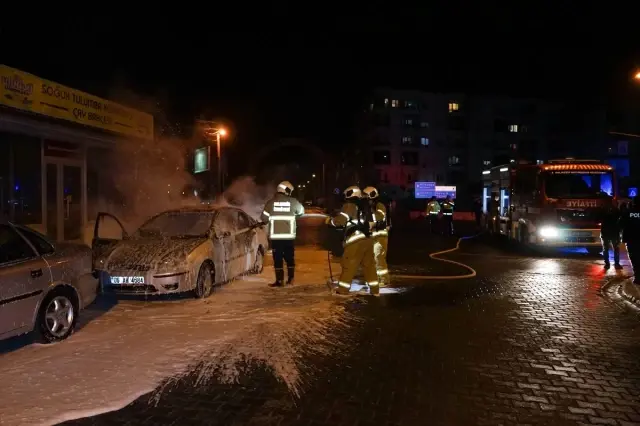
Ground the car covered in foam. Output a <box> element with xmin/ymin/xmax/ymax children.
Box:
<box><xmin>92</xmin><ymin>206</ymin><xmax>268</xmax><ymax>297</ymax></box>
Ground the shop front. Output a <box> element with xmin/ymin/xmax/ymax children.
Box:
<box><xmin>0</xmin><ymin>65</ymin><xmax>154</xmax><ymax>242</ymax></box>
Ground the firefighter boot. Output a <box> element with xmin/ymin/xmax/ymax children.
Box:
<box><xmin>269</xmin><ymin>269</ymin><xmax>285</xmax><ymax>287</ymax></box>
<box><xmin>286</xmin><ymin>267</ymin><xmax>295</xmax><ymax>286</ymax></box>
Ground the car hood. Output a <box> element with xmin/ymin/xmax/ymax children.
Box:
<box><xmin>102</xmin><ymin>238</ymin><xmax>207</xmax><ymax>271</ymax></box>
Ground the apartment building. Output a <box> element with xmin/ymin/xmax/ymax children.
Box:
<box><xmin>359</xmin><ymin>88</ymin><xmax>606</xmax><ymax>202</ymax></box>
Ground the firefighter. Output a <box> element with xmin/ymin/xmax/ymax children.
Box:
<box><xmin>600</xmin><ymin>198</ymin><xmax>622</xmax><ymax>270</ymax></box>
<box><xmin>261</xmin><ymin>181</ymin><xmax>305</xmax><ymax>287</ymax></box>
<box><xmin>621</xmin><ymin>196</ymin><xmax>640</xmax><ymax>284</ymax></box>
<box><xmin>441</xmin><ymin>195</ymin><xmax>455</xmax><ymax>236</ymax></box>
<box><xmin>363</xmin><ymin>186</ymin><xmax>390</xmax><ymax>286</ymax></box>
<box><xmin>425</xmin><ymin>196</ymin><xmax>441</xmax><ymax>234</ymax></box>
<box><xmin>325</xmin><ymin>186</ymin><xmax>379</xmax><ymax>295</ymax></box>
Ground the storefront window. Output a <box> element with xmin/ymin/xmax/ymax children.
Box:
<box><xmin>0</xmin><ymin>132</ymin><xmax>42</xmax><ymax>226</ymax></box>
<box><xmin>0</xmin><ymin>135</ymin><xmax>9</xmax><ymax>218</ymax></box>
<box><xmin>87</xmin><ymin>146</ymin><xmax>121</xmax><ymax>220</ymax></box>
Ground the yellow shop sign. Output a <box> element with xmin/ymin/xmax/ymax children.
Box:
<box><xmin>0</xmin><ymin>65</ymin><xmax>154</xmax><ymax>140</ymax></box>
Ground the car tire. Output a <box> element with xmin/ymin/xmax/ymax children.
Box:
<box><xmin>252</xmin><ymin>247</ymin><xmax>264</xmax><ymax>274</ymax></box>
<box><xmin>35</xmin><ymin>287</ymin><xmax>79</xmax><ymax>343</ymax></box>
<box><xmin>194</xmin><ymin>261</ymin><xmax>214</xmax><ymax>299</ymax></box>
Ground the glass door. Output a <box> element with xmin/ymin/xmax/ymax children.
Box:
<box><xmin>63</xmin><ymin>165</ymin><xmax>82</xmax><ymax>241</ymax></box>
<box><xmin>45</xmin><ymin>162</ymin><xmax>83</xmax><ymax>241</ymax></box>
<box><xmin>45</xmin><ymin>163</ymin><xmax>59</xmax><ymax>241</ymax></box>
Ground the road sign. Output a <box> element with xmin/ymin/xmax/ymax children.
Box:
<box><xmin>629</xmin><ymin>187</ymin><xmax>638</xmax><ymax>198</ymax></box>
<box><xmin>414</xmin><ymin>181</ymin><xmax>436</xmax><ymax>199</ymax></box>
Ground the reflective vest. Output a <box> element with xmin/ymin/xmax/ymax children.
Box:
<box><xmin>261</xmin><ymin>193</ymin><xmax>305</xmax><ymax>240</ymax></box>
<box><xmin>441</xmin><ymin>200</ymin><xmax>454</xmax><ymax>216</ymax></box>
<box><xmin>330</xmin><ymin>201</ymin><xmax>369</xmax><ymax>246</ymax></box>
<box><xmin>426</xmin><ymin>200</ymin><xmax>441</xmax><ymax>215</ymax></box>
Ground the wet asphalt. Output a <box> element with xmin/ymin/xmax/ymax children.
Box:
<box><xmin>61</xmin><ymin>217</ymin><xmax>640</xmax><ymax>426</ymax></box>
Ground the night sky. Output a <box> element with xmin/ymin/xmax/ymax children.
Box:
<box><xmin>2</xmin><ymin>7</ymin><xmax>637</xmax><ymax>152</ymax></box>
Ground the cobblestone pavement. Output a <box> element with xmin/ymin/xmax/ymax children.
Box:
<box><xmin>63</xmin><ymin>221</ymin><xmax>640</xmax><ymax>426</ymax></box>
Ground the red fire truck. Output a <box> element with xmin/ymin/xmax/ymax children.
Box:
<box><xmin>482</xmin><ymin>159</ymin><xmax>616</xmax><ymax>253</ymax></box>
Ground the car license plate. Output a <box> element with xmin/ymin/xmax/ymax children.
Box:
<box><xmin>110</xmin><ymin>276</ymin><xmax>145</xmax><ymax>284</ymax></box>
<box><xmin>571</xmin><ymin>231</ymin><xmax>592</xmax><ymax>238</ymax></box>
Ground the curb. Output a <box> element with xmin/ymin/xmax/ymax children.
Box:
<box><xmin>620</xmin><ymin>277</ymin><xmax>640</xmax><ymax>307</ymax></box>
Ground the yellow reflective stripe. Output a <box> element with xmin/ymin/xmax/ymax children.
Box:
<box><xmin>262</xmin><ymin>211</ymin><xmax>271</xmax><ymax>217</ymax></box>
<box><xmin>368</xmin><ymin>281</ymin><xmax>379</xmax><ymax>287</ymax></box>
<box><xmin>377</xmin><ymin>269</ymin><xmax>389</xmax><ymax>275</ymax></box>
<box><xmin>339</xmin><ymin>212</ymin><xmax>350</xmax><ymax>219</ymax></box>
<box><xmin>338</xmin><ymin>281</ymin><xmax>351</xmax><ymax>289</ymax></box>
<box><xmin>345</xmin><ymin>232</ymin><xmax>366</xmax><ymax>245</ymax></box>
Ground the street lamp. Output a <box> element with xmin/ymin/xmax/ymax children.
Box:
<box><xmin>312</xmin><ymin>174</ymin><xmax>316</xmax><ymax>178</ymax></box>
<box><xmin>198</xmin><ymin>120</ymin><xmax>227</xmax><ymax>195</ymax></box>
<box><xmin>634</xmin><ymin>70</ymin><xmax>640</xmax><ymax>80</ymax></box>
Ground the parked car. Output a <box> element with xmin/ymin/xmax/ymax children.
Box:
<box><xmin>0</xmin><ymin>220</ymin><xmax>98</xmax><ymax>343</ymax></box>
<box><xmin>92</xmin><ymin>206</ymin><xmax>268</xmax><ymax>297</ymax></box>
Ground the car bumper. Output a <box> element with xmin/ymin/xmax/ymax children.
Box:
<box><xmin>531</xmin><ymin>228</ymin><xmax>601</xmax><ymax>247</ymax></box>
<box><xmin>98</xmin><ymin>270</ymin><xmax>192</xmax><ymax>295</ymax></box>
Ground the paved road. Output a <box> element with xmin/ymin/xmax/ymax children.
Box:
<box><xmin>55</xmin><ymin>218</ymin><xmax>640</xmax><ymax>425</ymax></box>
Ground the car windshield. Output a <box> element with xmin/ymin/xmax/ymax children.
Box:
<box><xmin>543</xmin><ymin>171</ymin><xmax>614</xmax><ymax>199</ymax></box>
<box><xmin>134</xmin><ymin>211</ymin><xmax>214</xmax><ymax>238</ymax></box>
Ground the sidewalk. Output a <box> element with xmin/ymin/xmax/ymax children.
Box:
<box><xmin>620</xmin><ymin>277</ymin><xmax>640</xmax><ymax>306</ymax></box>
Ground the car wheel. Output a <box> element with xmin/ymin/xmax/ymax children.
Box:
<box><xmin>35</xmin><ymin>287</ymin><xmax>78</xmax><ymax>343</ymax></box>
<box><xmin>252</xmin><ymin>247</ymin><xmax>264</xmax><ymax>274</ymax></box>
<box><xmin>194</xmin><ymin>262</ymin><xmax>214</xmax><ymax>299</ymax></box>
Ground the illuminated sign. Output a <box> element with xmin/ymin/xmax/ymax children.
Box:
<box><xmin>414</xmin><ymin>182</ymin><xmax>436</xmax><ymax>199</ymax></box>
<box><xmin>0</xmin><ymin>65</ymin><xmax>154</xmax><ymax>139</ymax></box>
<box><xmin>414</xmin><ymin>182</ymin><xmax>456</xmax><ymax>199</ymax></box>
<box><xmin>629</xmin><ymin>187</ymin><xmax>638</xmax><ymax>198</ymax></box>
<box><xmin>193</xmin><ymin>147</ymin><xmax>209</xmax><ymax>173</ymax></box>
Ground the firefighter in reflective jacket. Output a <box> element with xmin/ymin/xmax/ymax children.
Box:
<box><xmin>325</xmin><ymin>186</ymin><xmax>379</xmax><ymax>295</ymax></box>
<box><xmin>363</xmin><ymin>186</ymin><xmax>390</xmax><ymax>286</ymax></box>
<box><xmin>261</xmin><ymin>181</ymin><xmax>305</xmax><ymax>287</ymax></box>
<box><xmin>441</xmin><ymin>196</ymin><xmax>455</xmax><ymax>236</ymax></box>
<box><xmin>425</xmin><ymin>196</ymin><xmax>441</xmax><ymax>234</ymax></box>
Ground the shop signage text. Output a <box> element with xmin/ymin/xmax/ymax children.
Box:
<box><xmin>0</xmin><ymin>65</ymin><xmax>154</xmax><ymax>140</ymax></box>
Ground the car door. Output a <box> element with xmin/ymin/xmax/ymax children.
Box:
<box><xmin>0</xmin><ymin>224</ymin><xmax>51</xmax><ymax>338</ymax></box>
<box><xmin>234</xmin><ymin>210</ymin><xmax>255</xmax><ymax>273</ymax></box>
<box><xmin>212</xmin><ymin>208</ymin><xmax>237</xmax><ymax>283</ymax></box>
<box><xmin>92</xmin><ymin>212</ymin><xmax>128</xmax><ymax>269</ymax></box>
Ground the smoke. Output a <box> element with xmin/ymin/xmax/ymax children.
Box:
<box><xmin>213</xmin><ymin>176</ymin><xmax>276</xmax><ymax>220</ymax></box>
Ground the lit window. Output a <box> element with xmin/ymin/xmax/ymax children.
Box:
<box><xmin>536</xmin><ymin>160</ymin><xmax>543</xmax><ymax>165</ymax></box>
<box><xmin>483</xmin><ymin>160</ymin><xmax>491</xmax><ymax>166</ymax></box>
<box><xmin>405</xmin><ymin>101</ymin><xmax>415</xmax><ymax>108</ymax></box>
<box><xmin>404</xmin><ymin>119</ymin><xmax>413</xmax><ymax>126</ymax></box>
<box><xmin>391</xmin><ymin>100</ymin><xmax>399</xmax><ymax>107</ymax></box>
<box><xmin>420</xmin><ymin>121</ymin><xmax>429</xmax><ymax>128</ymax></box>
<box><xmin>420</xmin><ymin>137</ymin><xmax>429</xmax><ymax>146</ymax></box>
<box><xmin>509</xmin><ymin>124</ymin><xmax>518</xmax><ymax>132</ymax></box>
<box><xmin>402</xmin><ymin>136</ymin><xmax>413</xmax><ymax>144</ymax></box>
<box><xmin>448</xmin><ymin>156</ymin><xmax>460</xmax><ymax>165</ymax></box>
<box><xmin>510</xmin><ymin>143</ymin><xmax>517</xmax><ymax>150</ymax></box>
<box><xmin>448</xmin><ymin>102</ymin><xmax>459</xmax><ymax>112</ymax></box>
<box><xmin>369</xmin><ymin>103</ymin><xmax>374</xmax><ymax>111</ymax></box>
<box><xmin>384</xmin><ymin>98</ymin><xmax>389</xmax><ymax>106</ymax></box>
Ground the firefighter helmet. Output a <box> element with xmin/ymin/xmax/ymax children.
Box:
<box><xmin>363</xmin><ymin>186</ymin><xmax>379</xmax><ymax>199</ymax></box>
<box><xmin>277</xmin><ymin>181</ymin><xmax>294</xmax><ymax>196</ymax></box>
<box><xmin>343</xmin><ymin>186</ymin><xmax>362</xmax><ymax>199</ymax></box>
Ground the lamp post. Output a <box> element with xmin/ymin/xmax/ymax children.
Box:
<box><xmin>197</xmin><ymin>120</ymin><xmax>227</xmax><ymax>196</ymax></box>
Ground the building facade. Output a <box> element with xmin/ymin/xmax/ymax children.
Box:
<box><xmin>360</xmin><ymin>88</ymin><xmax>607</xmax><ymax>204</ymax></box>
<box><xmin>0</xmin><ymin>65</ymin><xmax>154</xmax><ymax>242</ymax></box>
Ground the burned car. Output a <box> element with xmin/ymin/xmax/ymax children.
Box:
<box><xmin>92</xmin><ymin>207</ymin><xmax>268</xmax><ymax>297</ymax></box>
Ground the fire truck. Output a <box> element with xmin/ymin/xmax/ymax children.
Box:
<box><xmin>482</xmin><ymin>159</ymin><xmax>616</xmax><ymax>253</ymax></box>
